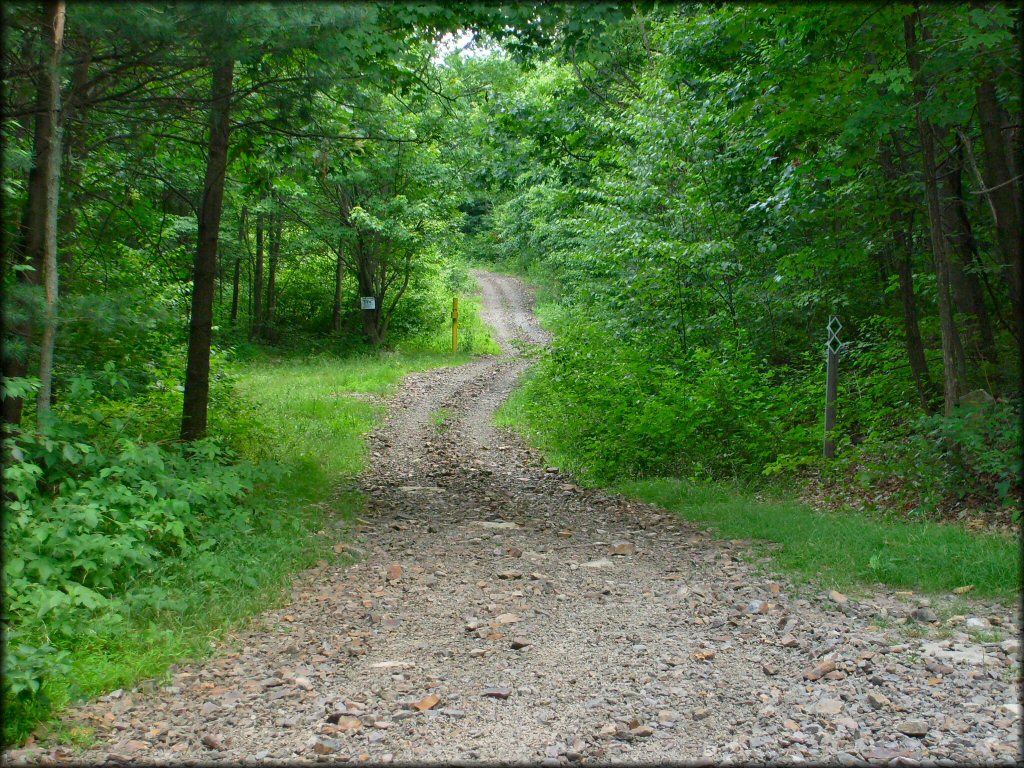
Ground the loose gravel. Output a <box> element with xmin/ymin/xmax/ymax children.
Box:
<box><xmin>7</xmin><ymin>272</ymin><xmax>1020</xmax><ymax>766</ymax></box>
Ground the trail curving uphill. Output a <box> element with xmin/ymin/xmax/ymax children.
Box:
<box><xmin>23</xmin><ymin>272</ymin><xmax>1020</xmax><ymax>765</ymax></box>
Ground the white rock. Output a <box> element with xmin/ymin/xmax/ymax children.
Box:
<box><xmin>921</xmin><ymin>641</ymin><xmax>996</xmax><ymax>666</ymax></box>
<box><xmin>813</xmin><ymin>699</ymin><xmax>844</xmax><ymax>716</ymax></box>
<box><xmin>965</xmin><ymin>617</ymin><xmax>990</xmax><ymax>630</ymax></box>
<box><xmin>999</xmin><ymin>702</ymin><xmax>1022</xmax><ymax>717</ymax></box>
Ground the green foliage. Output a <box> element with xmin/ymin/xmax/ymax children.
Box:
<box><xmin>475</xmin><ymin>3</ymin><xmax>1020</xmax><ymax>523</ymax></box>
<box><xmin>500</xmin><ymin>316</ymin><xmax>817</xmax><ymax>483</ymax></box>
<box><xmin>842</xmin><ymin>399</ymin><xmax>1022</xmax><ymax>518</ymax></box>
<box><xmin>2</xmin><ymin>412</ymin><xmax>260</xmax><ymax>705</ymax></box>
<box><xmin>3</xmin><ymin>0</ymin><xmax>1021</xmax><ymax>745</ymax></box>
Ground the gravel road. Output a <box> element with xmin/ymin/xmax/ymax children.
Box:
<box><xmin>12</xmin><ymin>271</ymin><xmax>1021</xmax><ymax>766</ymax></box>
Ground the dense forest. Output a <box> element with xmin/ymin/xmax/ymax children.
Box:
<box><xmin>2</xmin><ymin>1</ymin><xmax>1020</xmax><ymax>745</ymax></box>
<box><xmin>476</xmin><ymin>5</ymin><xmax>1022</xmax><ymax>509</ymax></box>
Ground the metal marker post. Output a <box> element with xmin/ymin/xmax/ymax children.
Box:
<box><xmin>452</xmin><ymin>296</ymin><xmax>459</xmax><ymax>354</ymax></box>
<box><xmin>823</xmin><ymin>316</ymin><xmax>841</xmax><ymax>459</ymax></box>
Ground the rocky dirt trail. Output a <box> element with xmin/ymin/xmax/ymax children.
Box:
<box><xmin>16</xmin><ymin>272</ymin><xmax>1021</xmax><ymax>766</ymax></box>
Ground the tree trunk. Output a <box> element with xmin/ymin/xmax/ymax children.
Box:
<box><xmin>879</xmin><ymin>139</ymin><xmax>937</xmax><ymax>413</ymax></box>
<box><xmin>230</xmin><ymin>208</ymin><xmax>243</xmax><ymax>323</ymax></box>
<box><xmin>251</xmin><ymin>212</ymin><xmax>264</xmax><ymax>339</ymax></box>
<box><xmin>894</xmin><ymin>223</ymin><xmax>937</xmax><ymax>414</ymax></box>
<box><xmin>939</xmin><ymin>138</ymin><xmax>997</xmax><ymax>366</ymax></box>
<box><xmin>905</xmin><ymin>10</ymin><xmax>962</xmax><ymax>416</ymax></box>
<box><xmin>332</xmin><ymin>239</ymin><xmax>345</xmax><ymax>333</ymax></box>
<box><xmin>356</xmin><ymin>256</ymin><xmax>382</xmax><ymax>346</ymax></box>
<box><xmin>230</xmin><ymin>256</ymin><xmax>241</xmax><ymax>324</ymax></box>
<box><xmin>2</xmin><ymin>8</ymin><xmax>59</xmax><ymax>428</ymax></box>
<box><xmin>34</xmin><ymin>0</ymin><xmax>66</xmax><ymax>421</ymax></box>
<box><xmin>180</xmin><ymin>56</ymin><xmax>234</xmax><ymax>442</ymax></box>
<box><xmin>976</xmin><ymin>76</ymin><xmax>1023</xmax><ymax>337</ymax></box>
<box><xmin>264</xmin><ymin>209</ymin><xmax>280</xmax><ymax>332</ymax></box>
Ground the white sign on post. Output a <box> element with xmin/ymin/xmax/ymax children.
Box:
<box><xmin>360</xmin><ymin>297</ymin><xmax>376</xmax><ymax>310</ymax></box>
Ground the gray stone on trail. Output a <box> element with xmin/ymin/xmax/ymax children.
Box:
<box><xmin>312</xmin><ymin>738</ymin><xmax>342</xmax><ymax>755</ymax></box>
<box><xmin>482</xmin><ymin>687</ymin><xmax>513</xmax><ymax>699</ymax></box>
<box><xmin>813</xmin><ymin>699</ymin><xmax>844</xmax><ymax>716</ymax></box>
<box><xmin>581</xmin><ymin>558</ymin><xmax>615</xmax><ymax>568</ymax></box>
<box><xmin>836</xmin><ymin>752</ymin><xmax>866</xmax><ymax>766</ymax></box>
<box><xmin>921</xmin><ymin>642</ymin><xmax>996</xmax><ymax>666</ymax></box>
<box><xmin>911</xmin><ymin>607</ymin><xmax>938</xmax><ymax>623</ymax></box>
<box><xmin>896</xmin><ymin>720</ymin><xmax>929</xmax><ymax>737</ymax></box>
<box><xmin>866</xmin><ymin>692</ymin><xmax>890</xmax><ymax>710</ymax></box>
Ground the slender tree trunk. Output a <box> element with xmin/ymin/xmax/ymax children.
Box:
<box><xmin>2</xmin><ymin>12</ymin><xmax>57</xmax><ymax>428</ymax></box>
<box><xmin>265</xmin><ymin>209</ymin><xmax>280</xmax><ymax>331</ymax></box>
<box><xmin>332</xmin><ymin>239</ymin><xmax>345</xmax><ymax>333</ymax></box>
<box><xmin>246</xmin><ymin>246</ymin><xmax>253</xmax><ymax>320</ymax></box>
<box><xmin>895</xmin><ymin>224</ymin><xmax>937</xmax><ymax>414</ymax></box>
<box><xmin>251</xmin><ymin>212</ymin><xmax>264</xmax><ymax>339</ymax></box>
<box><xmin>230</xmin><ymin>256</ymin><xmax>241</xmax><ymax>324</ymax></box>
<box><xmin>34</xmin><ymin>1</ymin><xmax>66</xmax><ymax>421</ymax></box>
<box><xmin>57</xmin><ymin>43</ymin><xmax>93</xmax><ymax>268</ymax></box>
<box><xmin>905</xmin><ymin>10</ymin><xmax>963</xmax><ymax>416</ymax></box>
<box><xmin>356</xmin><ymin>255</ymin><xmax>381</xmax><ymax>345</ymax></box>
<box><xmin>880</xmin><ymin>140</ymin><xmax>937</xmax><ymax>413</ymax></box>
<box><xmin>230</xmin><ymin>208</ymin><xmax>243</xmax><ymax>323</ymax></box>
<box><xmin>938</xmin><ymin>132</ymin><xmax>998</xmax><ymax>366</ymax></box>
<box><xmin>1</xmin><ymin>264</ymin><xmax>40</xmax><ymax>429</ymax></box>
<box><xmin>180</xmin><ymin>56</ymin><xmax>234</xmax><ymax>441</ymax></box>
<box><xmin>976</xmin><ymin>76</ymin><xmax>1023</xmax><ymax>336</ymax></box>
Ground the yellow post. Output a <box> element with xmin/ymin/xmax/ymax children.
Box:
<box><xmin>452</xmin><ymin>296</ymin><xmax>459</xmax><ymax>354</ymax></box>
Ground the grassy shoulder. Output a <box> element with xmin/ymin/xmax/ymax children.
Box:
<box><xmin>6</xmin><ymin>342</ymin><xmax>483</xmax><ymax>749</ymax></box>
<box><xmin>496</xmin><ymin>374</ymin><xmax>1021</xmax><ymax>606</ymax></box>
<box><xmin>619</xmin><ymin>478</ymin><xmax>1020</xmax><ymax>603</ymax></box>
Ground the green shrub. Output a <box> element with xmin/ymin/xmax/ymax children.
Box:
<box><xmin>842</xmin><ymin>398</ymin><xmax>1022</xmax><ymax>519</ymax></box>
<box><xmin>2</xmin><ymin>413</ymin><xmax>264</xmax><ymax>707</ymax></box>
<box><xmin>501</xmin><ymin>315</ymin><xmax>818</xmax><ymax>484</ymax></box>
